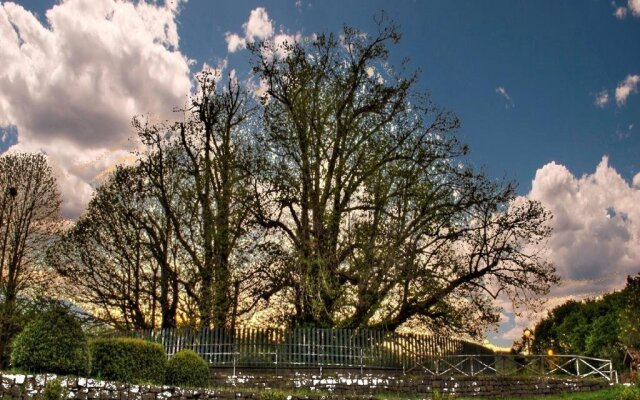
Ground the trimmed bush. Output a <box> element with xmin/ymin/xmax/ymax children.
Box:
<box><xmin>11</xmin><ymin>306</ymin><xmax>89</xmax><ymax>375</ymax></box>
<box><xmin>91</xmin><ymin>337</ymin><xmax>166</xmax><ymax>384</ymax></box>
<box><xmin>165</xmin><ymin>349</ymin><xmax>210</xmax><ymax>388</ymax></box>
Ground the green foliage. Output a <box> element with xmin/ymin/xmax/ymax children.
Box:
<box><xmin>91</xmin><ymin>337</ymin><xmax>166</xmax><ymax>384</ymax></box>
<box><xmin>532</xmin><ymin>276</ymin><xmax>640</xmax><ymax>370</ymax></box>
<box><xmin>617</xmin><ymin>385</ymin><xmax>640</xmax><ymax>400</ymax></box>
<box><xmin>11</xmin><ymin>306</ymin><xmax>89</xmax><ymax>375</ymax></box>
<box><xmin>41</xmin><ymin>379</ymin><xmax>66</xmax><ymax>400</ymax></box>
<box><xmin>619</xmin><ymin>276</ymin><xmax>640</xmax><ymax>348</ymax></box>
<box><xmin>432</xmin><ymin>389</ymin><xmax>451</xmax><ymax>400</ymax></box>
<box><xmin>165</xmin><ymin>349</ymin><xmax>210</xmax><ymax>388</ymax></box>
<box><xmin>258</xmin><ymin>390</ymin><xmax>288</xmax><ymax>400</ymax></box>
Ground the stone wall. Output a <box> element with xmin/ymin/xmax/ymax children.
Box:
<box><xmin>212</xmin><ymin>369</ymin><xmax>610</xmax><ymax>397</ymax></box>
<box><xmin>0</xmin><ymin>370</ymin><xmax>610</xmax><ymax>399</ymax></box>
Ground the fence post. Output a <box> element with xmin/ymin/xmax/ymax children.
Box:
<box><xmin>575</xmin><ymin>356</ymin><xmax>580</xmax><ymax>377</ymax></box>
<box><xmin>360</xmin><ymin>347</ymin><xmax>363</xmax><ymax>375</ymax></box>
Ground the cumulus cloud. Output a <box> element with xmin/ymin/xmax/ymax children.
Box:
<box><xmin>616</xmin><ymin>75</ymin><xmax>640</xmax><ymax>105</ymax></box>
<box><xmin>594</xmin><ymin>90</ymin><xmax>609</xmax><ymax>108</ymax></box>
<box><xmin>225</xmin><ymin>7</ymin><xmax>301</xmax><ymax>57</ymax></box>
<box><xmin>493</xmin><ymin>158</ymin><xmax>640</xmax><ymax>344</ymax></box>
<box><xmin>0</xmin><ymin>0</ymin><xmax>192</xmax><ymax>217</ymax></box>
<box><xmin>612</xmin><ymin>0</ymin><xmax>640</xmax><ymax>18</ymax></box>
<box><xmin>529</xmin><ymin>156</ymin><xmax>640</xmax><ymax>296</ymax></box>
<box><xmin>225</xmin><ymin>7</ymin><xmax>273</xmax><ymax>52</ymax></box>
<box><xmin>495</xmin><ymin>86</ymin><xmax>514</xmax><ymax>109</ymax></box>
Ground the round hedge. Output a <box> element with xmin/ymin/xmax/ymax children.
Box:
<box><xmin>11</xmin><ymin>306</ymin><xmax>89</xmax><ymax>375</ymax></box>
<box><xmin>165</xmin><ymin>350</ymin><xmax>210</xmax><ymax>388</ymax></box>
<box><xmin>91</xmin><ymin>337</ymin><xmax>166</xmax><ymax>384</ymax></box>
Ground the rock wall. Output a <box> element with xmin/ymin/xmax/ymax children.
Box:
<box><xmin>213</xmin><ymin>369</ymin><xmax>610</xmax><ymax>397</ymax></box>
<box><xmin>0</xmin><ymin>370</ymin><xmax>610</xmax><ymax>399</ymax></box>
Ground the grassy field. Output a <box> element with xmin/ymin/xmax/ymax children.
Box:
<box><xmin>456</xmin><ymin>386</ymin><xmax>625</xmax><ymax>400</ymax></box>
<box><xmin>232</xmin><ymin>385</ymin><xmax>636</xmax><ymax>400</ymax></box>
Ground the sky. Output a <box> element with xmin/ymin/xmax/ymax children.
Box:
<box><xmin>1</xmin><ymin>0</ymin><xmax>639</xmax><ymax>346</ymax></box>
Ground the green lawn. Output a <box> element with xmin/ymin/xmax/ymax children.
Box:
<box><xmin>240</xmin><ymin>385</ymin><xmax>636</xmax><ymax>400</ymax></box>
<box><xmin>454</xmin><ymin>385</ymin><xmax>635</xmax><ymax>400</ymax></box>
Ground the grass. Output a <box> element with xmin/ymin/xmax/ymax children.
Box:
<box><xmin>454</xmin><ymin>386</ymin><xmax>633</xmax><ymax>400</ymax></box>
<box><xmin>217</xmin><ymin>385</ymin><xmax>632</xmax><ymax>400</ymax></box>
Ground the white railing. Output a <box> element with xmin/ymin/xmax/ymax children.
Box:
<box><xmin>406</xmin><ymin>354</ymin><xmax>617</xmax><ymax>382</ymax></box>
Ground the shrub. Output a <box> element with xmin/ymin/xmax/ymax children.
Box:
<box><xmin>91</xmin><ymin>337</ymin><xmax>166</xmax><ymax>384</ymax></box>
<box><xmin>165</xmin><ymin>349</ymin><xmax>210</xmax><ymax>388</ymax></box>
<box><xmin>11</xmin><ymin>306</ymin><xmax>89</xmax><ymax>375</ymax></box>
<box><xmin>41</xmin><ymin>379</ymin><xmax>66</xmax><ymax>400</ymax></box>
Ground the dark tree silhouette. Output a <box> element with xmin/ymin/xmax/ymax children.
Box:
<box><xmin>136</xmin><ymin>72</ymin><xmax>257</xmax><ymax>328</ymax></box>
<box><xmin>48</xmin><ymin>165</ymin><xmax>182</xmax><ymax>329</ymax></box>
<box><xmin>0</xmin><ymin>153</ymin><xmax>61</xmax><ymax>367</ymax></box>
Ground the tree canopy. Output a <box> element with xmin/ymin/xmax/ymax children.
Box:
<box><xmin>46</xmin><ymin>19</ymin><xmax>558</xmax><ymax>338</ymax></box>
<box><xmin>533</xmin><ymin>274</ymin><xmax>640</xmax><ymax>369</ymax></box>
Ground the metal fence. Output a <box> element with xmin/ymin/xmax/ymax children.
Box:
<box><xmin>120</xmin><ymin>327</ymin><xmax>491</xmax><ymax>370</ymax></box>
<box><xmin>116</xmin><ymin>327</ymin><xmax>616</xmax><ymax>381</ymax></box>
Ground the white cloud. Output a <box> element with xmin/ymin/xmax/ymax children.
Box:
<box><xmin>629</xmin><ymin>0</ymin><xmax>640</xmax><ymax>16</ymax></box>
<box><xmin>529</xmin><ymin>156</ymin><xmax>640</xmax><ymax>297</ymax></box>
<box><xmin>0</xmin><ymin>0</ymin><xmax>192</xmax><ymax>217</ymax></box>
<box><xmin>615</xmin><ymin>74</ymin><xmax>640</xmax><ymax>105</ymax></box>
<box><xmin>225</xmin><ymin>7</ymin><xmax>274</xmax><ymax>53</ymax></box>
<box><xmin>491</xmin><ymin>158</ymin><xmax>640</xmax><ymax>344</ymax></box>
<box><xmin>614</xmin><ymin>6</ymin><xmax>628</xmax><ymax>18</ymax></box>
<box><xmin>495</xmin><ymin>86</ymin><xmax>514</xmax><ymax>109</ymax></box>
<box><xmin>224</xmin><ymin>7</ymin><xmax>301</xmax><ymax>57</ymax></box>
<box><xmin>594</xmin><ymin>90</ymin><xmax>609</xmax><ymax>107</ymax></box>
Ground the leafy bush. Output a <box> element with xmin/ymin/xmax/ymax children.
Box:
<box><xmin>91</xmin><ymin>337</ymin><xmax>166</xmax><ymax>384</ymax></box>
<box><xmin>11</xmin><ymin>306</ymin><xmax>89</xmax><ymax>375</ymax></box>
<box><xmin>41</xmin><ymin>379</ymin><xmax>66</xmax><ymax>400</ymax></box>
<box><xmin>165</xmin><ymin>349</ymin><xmax>210</xmax><ymax>388</ymax></box>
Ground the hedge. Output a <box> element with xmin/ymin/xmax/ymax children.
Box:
<box><xmin>11</xmin><ymin>306</ymin><xmax>90</xmax><ymax>375</ymax></box>
<box><xmin>91</xmin><ymin>337</ymin><xmax>166</xmax><ymax>384</ymax></box>
<box><xmin>165</xmin><ymin>349</ymin><xmax>210</xmax><ymax>388</ymax></box>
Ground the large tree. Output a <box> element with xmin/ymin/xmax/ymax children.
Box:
<box><xmin>0</xmin><ymin>152</ymin><xmax>61</xmax><ymax>367</ymax></box>
<box><xmin>136</xmin><ymin>72</ymin><xmax>257</xmax><ymax>328</ymax></box>
<box><xmin>248</xmin><ymin>18</ymin><xmax>558</xmax><ymax>335</ymax></box>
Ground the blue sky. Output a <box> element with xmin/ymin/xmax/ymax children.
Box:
<box><xmin>177</xmin><ymin>0</ymin><xmax>640</xmax><ymax>189</ymax></box>
<box><xmin>11</xmin><ymin>0</ymin><xmax>640</xmax><ymax>190</ymax></box>
<box><xmin>2</xmin><ymin>0</ymin><xmax>640</xmax><ymax>346</ymax></box>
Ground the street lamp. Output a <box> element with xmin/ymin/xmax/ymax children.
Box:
<box><xmin>523</xmin><ymin>328</ymin><xmax>533</xmax><ymax>355</ymax></box>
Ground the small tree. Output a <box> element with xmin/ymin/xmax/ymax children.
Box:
<box><xmin>0</xmin><ymin>153</ymin><xmax>61</xmax><ymax>367</ymax></box>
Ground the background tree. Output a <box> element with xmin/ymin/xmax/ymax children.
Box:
<box><xmin>619</xmin><ymin>275</ymin><xmax>640</xmax><ymax>349</ymax></box>
<box><xmin>136</xmin><ymin>72</ymin><xmax>257</xmax><ymax>328</ymax></box>
<box><xmin>532</xmin><ymin>277</ymin><xmax>640</xmax><ymax>370</ymax></box>
<box><xmin>248</xmin><ymin>18</ymin><xmax>558</xmax><ymax>335</ymax></box>
<box><xmin>0</xmin><ymin>152</ymin><xmax>61</xmax><ymax>367</ymax></box>
<box><xmin>48</xmin><ymin>165</ymin><xmax>182</xmax><ymax>330</ymax></box>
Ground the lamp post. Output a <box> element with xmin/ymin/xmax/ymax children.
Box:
<box><xmin>523</xmin><ymin>328</ymin><xmax>533</xmax><ymax>355</ymax></box>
